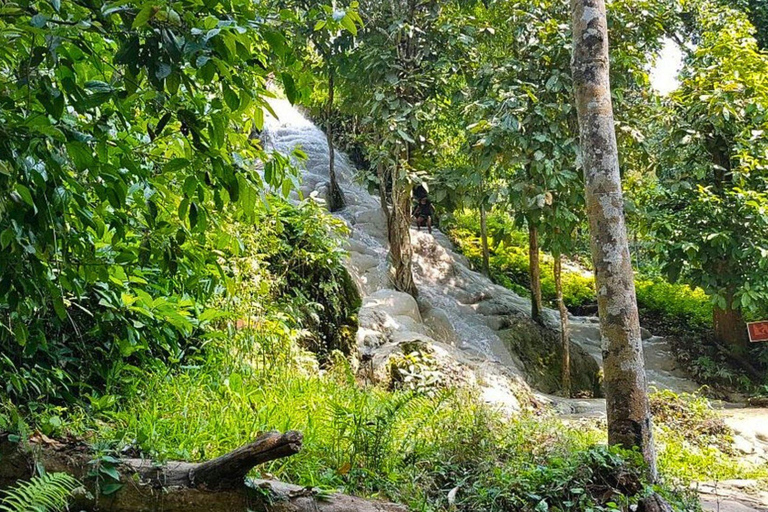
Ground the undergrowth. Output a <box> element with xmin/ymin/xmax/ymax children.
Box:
<box><xmin>1</xmin><ymin>202</ymin><xmax>761</xmax><ymax>511</ymax></box>
<box><xmin>445</xmin><ymin>210</ymin><xmax>714</xmax><ymax>320</ymax></box>
<box><xmin>445</xmin><ymin>209</ymin><xmax>768</xmax><ymax>391</ymax></box>
<box><xmin>3</xmin><ymin>337</ymin><xmax>707</xmax><ymax>511</ymax></box>
<box><xmin>0</xmin><ymin>472</ymin><xmax>79</xmax><ymax>512</ymax></box>
<box><xmin>649</xmin><ymin>389</ymin><xmax>768</xmax><ymax>483</ymax></box>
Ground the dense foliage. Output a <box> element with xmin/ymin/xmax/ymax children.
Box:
<box><xmin>642</xmin><ymin>0</ymin><xmax>768</xmax><ymax>346</ymax></box>
<box><xmin>3</xmin><ymin>0</ymin><xmax>768</xmax><ymax>509</ymax></box>
<box><xmin>0</xmin><ymin>0</ymin><xmax>359</xmax><ymax>402</ymax></box>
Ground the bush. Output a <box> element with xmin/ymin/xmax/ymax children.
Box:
<box><xmin>0</xmin><ymin>196</ymin><xmax>356</xmax><ymax>410</ymax></box>
<box><xmin>447</xmin><ymin>209</ymin><xmax>717</xmax><ymax>326</ymax></box>
<box><xmin>446</xmin><ymin>211</ymin><xmax>596</xmax><ymax>309</ymax></box>
<box><xmin>635</xmin><ymin>280</ymin><xmax>713</xmax><ymax>330</ymax></box>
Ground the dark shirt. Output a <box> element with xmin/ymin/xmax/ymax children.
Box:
<box><xmin>413</xmin><ymin>200</ymin><xmax>433</xmax><ymax>218</ymax></box>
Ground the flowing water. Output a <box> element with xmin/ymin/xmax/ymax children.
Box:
<box><xmin>263</xmin><ymin>100</ymin><xmax>768</xmax><ymax>510</ymax></box>
<box><xmin>263</xmin><ymin>99</ymin><xmax>699</xmax><ymax>397</ymax></box>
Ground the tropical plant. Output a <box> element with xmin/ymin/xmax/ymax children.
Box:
<box><xmin>0</xmin><ymin>473</ymin><xmax>80</xmax><ymax>512</ymax></box>
<box><xmin>0</xmin><ymin>0</ymin><xmax>355</xmax><ymax>402</ymax></box>
<box><xmin>648</xmin><ymin>0</ymin><xmax>768</xmax><ymax>348</ymax></box>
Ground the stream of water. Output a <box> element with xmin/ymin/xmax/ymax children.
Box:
<box><xmin>263</xmin><ymin>100</ymin><xmax>768</xmax><ymax>511</ymax></box>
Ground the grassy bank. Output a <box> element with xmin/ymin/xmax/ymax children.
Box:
<box><xmin>2</xmin><ymin>202</ymin><xmax>764</xmax><ymax>511</ymax></box>
<box><xmin>445</xmin><ymin>210</ymin><xmax>711</xmax><ymax>322</ymax></box>
<box><xmin>4</xmin><ymin>318</ymin><xmax>763</xmax><ymax>510</ymax></box>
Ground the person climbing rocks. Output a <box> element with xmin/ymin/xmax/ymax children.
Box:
<box><xmin>413</xmin><ymin>195</ymin><xmax>434</xmax><ymax>233</ymax></box>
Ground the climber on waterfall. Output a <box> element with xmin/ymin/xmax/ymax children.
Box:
<box><xmin>412</xmin><ymin>195</ymin><xmax>434</xmax><ymax>234</ymax></box>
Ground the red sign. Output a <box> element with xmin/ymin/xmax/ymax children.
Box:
<box><xmin>748</xmin><ymin>321</ymin><xmax>768</xmax><ymax>343</ymax></box>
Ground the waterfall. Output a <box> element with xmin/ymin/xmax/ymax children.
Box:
<box><xmin>262</xmin><ymin>99</ymin><xmax>702</xmax><ymax>410</ymax></box>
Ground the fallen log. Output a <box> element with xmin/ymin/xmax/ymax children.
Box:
<box><xmin>0</xmin><ymin>432</ymin><xmax>406</xmax><ymax>512</ymax></box>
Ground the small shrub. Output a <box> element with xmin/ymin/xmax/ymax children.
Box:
<box><xmin>650</xmin><ymin>389</ymin><xmax>732</xmax><ymax>451</ymax></box>
<box><xmin>0</xmin><ymin>473</ymin><xmax>80</xmax><ymax>512</ymax></box>
<box><xmin>635</xmin><ymin>280</ymin><xmax>712</xmax><ymax>329</ymax></box>
<box><xmin>388</xmin><ymin>350</ymin><xmax>447</xmax><ymax>396</ymax></box>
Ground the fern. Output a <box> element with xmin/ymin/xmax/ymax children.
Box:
<box><xmin>0</xmin><ymin>473</ymin><xmax>80</xmax><ymax>512</ymax></box>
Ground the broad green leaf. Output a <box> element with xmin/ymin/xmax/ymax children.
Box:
<box><xmin>132</xmin><ymin>3</ymin><xmax>156</xmax><ymax>29</ymax></box>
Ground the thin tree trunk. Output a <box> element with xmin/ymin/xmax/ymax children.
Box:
<box><xmin>480</xmin><ymin>203</ymin><xmax>490</xmax><ymax>276</ymax></box>
<box><xmin>571</xmin><ymin>0</ymin><xmax>657</xmax><ymax>480</ymax></box>
<box><xmin>554</xmin><ymin>254</ymin><xmax>571</xmax><ymax>397</ymax></box>
<box><xmin>378</xmin><ymin>161</ymin><xmax>390</xmax><ymax>227</ymax></box>
<box><xmin>706</xmin><ymin>142</ymin><xmax>748</xmax><ymax>348</ymax></box>
<box><xmin>388</xmin><ymin>161</ymin><xmax>417</xmax><ymax>297</ymax></box>
<box><xmin>528</xmin><ymin>223</ymin><xmax>543</xmax><ymax>324</ymax></box>
<box><xmin>326</xmin><ymin>65</ymin><xmax>344</xmax><ymax>212</ymax></box>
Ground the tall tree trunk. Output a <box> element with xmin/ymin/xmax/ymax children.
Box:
<box><xmin>554</xmin><ymin>254</ymin><xmax>571</xmax><ymax>397</ymax></box>
<box><xmin>326</xmin><ymin>65</ymin><xmax>345</xmax><ymax>212</ymax></box>
<box><xmin>571</xmin><ymin>0</ymin><xmax>657</xmax><ymax>480</ymax></box>
<box><xmin>388</xmin><ymin>162</ymin><xmax>417</xmax><ymax>297</ymax></box>
<box><xmin>480</xmin><ymin>203</ymin><xmax>490</xmax><ymax>277</ymax></box>
<box><xmin>378</xmin><ymin>160</ymin><xmax>390</xmax><ymax>227</ymax></box>
<box><xmin>528</xmin><ymin>223</ymin><xmax>543</xmax><ymax>324</ymax></box>
<box><xmin>714</xmin><ymin>289</ymin><xmax>748</xmax><ymax>349</ymax></box>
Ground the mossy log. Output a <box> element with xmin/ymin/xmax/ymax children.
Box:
<box><xmin>0</xmin><ymin>431</ymin><xmax>406</xmax><ymax>512</ymax></box>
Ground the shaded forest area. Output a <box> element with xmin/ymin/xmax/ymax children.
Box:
<box><xmin>2</xmin><ymin>0</ymin><xmax>768</xmax><ymax>511</ymax></box>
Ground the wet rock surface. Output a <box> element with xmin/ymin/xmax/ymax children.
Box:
<box><xmin>264</xmin><ymin>100</ymin><xmax>768</xmax><ymax>511</ymax></box>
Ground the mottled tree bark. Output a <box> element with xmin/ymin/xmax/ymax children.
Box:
<box><xmin>554</xmin><ymin>255</ymin><xmax>571</xmax><ymax>397</ymax></box>
<box><xmin>528</xmin><ymin>224</ymin><xmax>543</xmax><ymax>325</ymax></box>
<box><xmin>570</xmin><ymin>0</ymin><xmax>657</xmax><ymax>480</ymax></box>
<box><xmin>388</xmin><ymin>163</ymin><xmax>417</xmax><ymax>297</ymax></box>
<box><xmin>326</xmin><ymin>65</ymin><xmax>345</xmax><ymax>212</ymax></box>
<box><xmin>480</xmin><ymin>203</ymin><xmax>490</xmax><ymax>277</ymax></box>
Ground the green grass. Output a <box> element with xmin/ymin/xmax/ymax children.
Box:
<box><xmin>1</xmin><ymin>204</ymin><xmax>761</xmax><ymax>511</ymax></box>
<box><xmin>87</xmin><ymin>330</ymin><xmax>617</xmax><ymax>507</ymax></box>
<box><xmin>650</xmin><ymin>389</ymin><xmax>768</xmax><ymax>483</ymax></box>
<box><xmin>4</xmin><ymin>321</ymin><xmax>727</xmax><ymax>510</ymax></box>
<box><xmin>6</xmin><ymin>321</ymin><xmax>760</xmax><ymax>510</ymax></box>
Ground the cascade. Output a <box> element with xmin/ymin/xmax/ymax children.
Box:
<box><xmin>262</xmin><ymin>99</ymin><xmax>702</xmax><ymax>409</ymax></box>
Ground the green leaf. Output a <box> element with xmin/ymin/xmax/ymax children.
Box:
<box><xmin>340</xmin><ymin>15</ymin><xmax>357</xmax><ymax>36</ymax></box>
<box><xmin>0</xmin><ymin>228</ymin><xmax>14</xmax><ymax>249</ymax></box>
<box><xmin>189</xmin><ymin>202</ymin><xmax>199</xmax><ymax>228</ymax></box>
<box><xmin>14</xmin><ymin>184</ymin><xmax>35</xmax><ymax>209</ymax></box>
<box><xmin>164</xmin><ymin>158</ymin><xmax>190</xmax><ymax>173</ymax></box>
<box><xmin>13</xmin><ymin>323</ymin><xmax>28</xmax><ymax>347</ymax></box>
<box><xmin>67</xmin><ymin>141</ymin><xmax>93</xmax><ymax>171</ymax></box>
<box><xmin>132</xmin><ymin>3</ymin><xmax>156</xmax><ymax>29</ymax></box>
<box><xmin>101</xmin><ymin>483</ymin><xmax>124</xmax><ymax>495</ymax></box>
<box><xmin>85</xmin><ymin>80</ymin><xmax>113</xmax><ymax>93</ymax></box>
<box><xmin>223</xmin><ymin>86</ymin><xmax>240</xmax><ymax>111</ymax></box>
<box><xmin>281</xmin><ymin>72</ymin><xmax>297</xmax><ymax>104</ymax></box>
<box><xmin>30</xmin><ymin>14</ymin><xmax>48</xmax><ymax>28</ymax></box>
<box><xmin>99</xmin><ymin>465</ymin><xmax>121</xmax><ymax>481</ymax></box>
<box><xmin>52</xmin><ymin>294</ymin><xmax>67</xmax><ymax>321</ymax></box>
<box><xmin>262</xmin><ymin>29</ymin><xmax>287</xmax><ymax>58</ymax></box>
<box><xmin>209</xmin><ymin>114</ymin><xmax>226</xmax><ymax>148</ymax></box>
